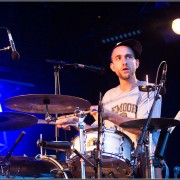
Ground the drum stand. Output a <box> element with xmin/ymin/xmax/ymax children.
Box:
<box><xmin>95</xmin><ymin>92</ymin><xmax>103</xmax><ymax>178</ymax></box>
<box><xmin>76</xmin><ymin>112</ymin><xmax>86</xmax><ymax>179</ymax></box>
<box><xmin>73</xmin><ymin>103</ymin><xmax>104</xmax><ymax>179</ymax></box>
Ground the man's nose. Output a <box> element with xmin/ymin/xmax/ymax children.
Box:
<box><xmin>121</xmin><ymin>57</ymin><xmax>127</xmax><ymax>64</ymax></box>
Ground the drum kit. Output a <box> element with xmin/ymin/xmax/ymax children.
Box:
<box><xmin>0</xmin><ymin>93</ymin><xmax>179</xmax><ymax>179</ymax></box>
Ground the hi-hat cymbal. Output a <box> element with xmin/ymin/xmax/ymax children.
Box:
<box><xmin>3</xmin><ymin>94</ymin><xmax>91</xmax><ymax>114</ymax></box>
<box><xmin>120</xmin><ymin>118</ymin><xmax>180</xmax><ymax>135</ymax></box>
<box><xmin>0</xmin><ymin>112</ymin><xmax>38</xmax><ymax>131</ymax></box>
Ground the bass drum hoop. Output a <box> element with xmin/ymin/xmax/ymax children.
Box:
<box><xmin>35</xmin><ymin>155</ymin><xmax>69</xmax><ymax>179</ymax></box>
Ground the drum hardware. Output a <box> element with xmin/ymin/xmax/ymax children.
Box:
<box><xmin>72</xmin><ymin>148</ymin><xmax>95</xmax><ymax>168</ymax></box>
<box><xmin>95</xmin><ymin>92</ymin><xmax>103</xmax><ymax>178</ymax></box>
<box><xmin>37</xmin><ymin>140</ymin><xmax>73</xmax><ymax>152</ymax></box>
<box><xmin>35</xmin><ymin>154</ymin><xmax>70</xmax><ymax>179</ymax></box>
<box><xmin>75</xmin><ymin>108</ymin><xmax>88</xmax><ymax>179</ymax></box>
<box><xmin>0</xmin><ymin>155</ymin><xmax>72</xmax><ymax>178</ymax></box>
<box><xmin>127</xmin><ymin>61</ymin><xmax>168</xmax><ymax>179</ymax></box>
<box><xmin>138</xmin><ymin>85</ymin><xmax>156</xmax><ymax>92</ymax></box>
<box><xmin>36</xmin><ymin>137</ymin><xmax>96</xmax><ymax>173</ymax></box>
<box><xmin>0</xmin><ymin>131</ymin><xmax>25</xmax><ymax>178</ymax></box>
<box><xmin>36</xmin><ymin>134</ymin><xmax>72</xmax><ymax>179</ymax></box>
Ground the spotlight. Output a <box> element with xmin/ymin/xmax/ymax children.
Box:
<box><xmin>172</xmin><ymin>18</ymin><xmax>180</xmax><ymax>35</ymax></box>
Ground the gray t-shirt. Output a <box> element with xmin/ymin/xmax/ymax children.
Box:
<box><xmin>92</xmin><ymin>81</ymin><xmax>162</xmax><ymax>150</ymax></box>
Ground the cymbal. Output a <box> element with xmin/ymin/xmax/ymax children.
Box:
<box><xmin>120</xmin><ymin>118</ymin><xmax>180</xmax><ymax>135</ymax></box>
<box><xmin>0</xmin><ymin>112</ymin><xmax>38</xmax><ymax>131</ymax></box>
<box><xmin>3</xmin><ymin>94</ymin><xmax>91</xmax><ymax>114</ymax></box>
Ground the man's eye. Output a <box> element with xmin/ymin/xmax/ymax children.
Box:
<box><xmin>115</xmin><ymin>57</ymin><xmax>121</xmax><ymax>61</ymax></box>
<box><xmin>126</xmin><ymin>55</ymin><xmax>133</xmax><ymax>60</ymax></box>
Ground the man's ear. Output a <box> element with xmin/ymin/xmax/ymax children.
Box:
<box><xmin>136</xmin><ymin>59</ymin><xmax>140</xmax><ymax>69</ymax></box>
<box><xmin>110</xmin><ymin>63</ymin><xmax>115</xmax><ymax>72</ymax></box>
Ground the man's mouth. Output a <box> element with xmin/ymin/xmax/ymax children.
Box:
<box><xmin>122</xmin><ymin>67</ymin><xmax>129</xmax><ymax>71</ymax></box>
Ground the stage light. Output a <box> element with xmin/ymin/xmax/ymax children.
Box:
<box><xmin>172</xmin><ymin>18</ymin><xmax>180</xmax><ymax>35</ymax></box>
<box><xmin>101</xmin><ymin>29</ymin><xmax>141</xmax><ymax>44</ymax></box>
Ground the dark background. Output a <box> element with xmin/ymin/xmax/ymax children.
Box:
<box><xmin>0</xmin><ymin>2</ymin><xmax>179</xmax><ymax>177</ymax></box>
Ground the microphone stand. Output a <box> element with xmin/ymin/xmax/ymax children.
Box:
<box><xmin>95</xmin><ymin>92</ymin><xmax>103</xmax><ymax>178</ymax></box>
<box><xmin>133</xmin><ymin>83</ymin><xmax>163</xmax><ymax>179</ymax></box>
<box><xmin>53</xmin><ymin>63</ymin><xmax>66</xmax><ymax>161</ymax></box>
<box><xmin>54</xmin><ymin>64</ymin><xmax>62</xmax><ymax>141</ymax></box>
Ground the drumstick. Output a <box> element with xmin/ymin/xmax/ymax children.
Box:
<box><xmin>37</xmin><ymin>109</ymin><xmax>98</xmax><ymax>125</ymax></box>
<box><xmin>37</xmin><ymin>119</ymin><xmax>77</xmax><ymax>126</ymax></box>
<box><xmin>58</xmin><ymin>110</ymin><xmax>90</xmax><ymax>119</ymax></box>
<box><xmin>58</xmin><ymin>108</ymin><xmax>98</xmax><ymax>119</ymax></box>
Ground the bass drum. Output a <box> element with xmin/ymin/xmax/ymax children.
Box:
<box><xmin>68</xmin><ymin>128</ymin><xmax>134</xmax><ymax>178</ymax></box>
<box><xmin>0</xmin><ymin>155</ymin><xmax>72</xmax><ymax>179</ymax></box>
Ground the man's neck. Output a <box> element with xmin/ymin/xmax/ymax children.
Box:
<box><xmin>119</xmin><ymin>77</ymin><xmax>138</xmax><ymax>92</ymax></box>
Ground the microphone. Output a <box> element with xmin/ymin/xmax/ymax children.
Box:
<box><xmin>74</xmin><ymin>63</ymin><xmax>106</xmax><ymax>74</ymax></box>
<box><xmin>46</xmin><ymin>59</ymin><xmax>71</xmax><ymax>66</ymax></box>
<box><xmin>160</xmin><ymin>62</ymin><xmax>167</xmax><ymax>95</ymax></box>
<box><xmin>7</xmin><ymin>29</ymin><xmax>20</xmax><ymax>60</ymax></box>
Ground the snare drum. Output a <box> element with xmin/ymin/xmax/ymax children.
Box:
<box><xmin>68</xmin><ymin>128</ymin><xmax>133</xmax><ymax>178</ymax></box>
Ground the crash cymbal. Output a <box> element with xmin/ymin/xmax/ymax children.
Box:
<box><xmin>120</xmin><ymin>118</ymin><xmax>180</xmax><ymax>135</ymax></box>
<box><xmin>0</xmin><ymin>112</ymin><xmax>38</xmax><ymax>131</ymax></box>
<box><xmin>3</xmin><ymin>94</ymin><xmax>91</xmax><ymax>114</ymax></box>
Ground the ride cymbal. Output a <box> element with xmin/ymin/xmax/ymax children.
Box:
<box><xmin>0</xmin><ymin>112</ymin><xmax>38</xmax><ymax>131</ymax></box>
<box><xmin>120</xmin><ymin>118</ymin><xmax>180</xmax><ymax>135</ymax></box>
<box><xmin>3</xmin><ymin>94</ymin><xmax>91</xmax><ymax>114</ymax></box>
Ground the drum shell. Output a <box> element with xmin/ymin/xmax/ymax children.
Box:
<box><xmin>68</xmin><ymin>128</ymin><xmax>133</xmax><ymax>178</ymax></box>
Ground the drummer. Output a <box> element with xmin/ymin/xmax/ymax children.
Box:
<box><xmin>56</xmin><ymin>39</ymin><xmax>162</xmax><ymax>178</ymax></box>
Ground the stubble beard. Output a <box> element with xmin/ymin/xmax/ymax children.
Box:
<box><xmin>119</xmin><ymin>71</ymin><xmax>134</xmax><ymax>80</ymax></box>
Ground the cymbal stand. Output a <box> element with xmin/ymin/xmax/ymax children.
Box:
<box><xmin>95</xmin><ymin>92</ymin><xmax>103</xmax><ymax>178</ymax></box>
<box><xmin>75</xmin><ymin>109</ymin><xmax>87</xmax><ymax>179</ymax></box>
<box><xmin>133</xmin><ymin>81</ymin><xmax>163</xmax><ymax>179</ymax></box>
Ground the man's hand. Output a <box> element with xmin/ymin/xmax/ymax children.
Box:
<box><xmin>56</xmin><ymin>116</ymin><xmax>79</xmax><ymax>130</ymax></box>
<box><xmin>90</xmin><ymin>105</ymin><xmax>98</xmax><ymax>121</ymax></box>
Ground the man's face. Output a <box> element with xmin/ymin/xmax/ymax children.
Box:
<box><xmin>110</xmin><ymin>46</ymin><xmax>139</xmax><ymax>80</ymax></box>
